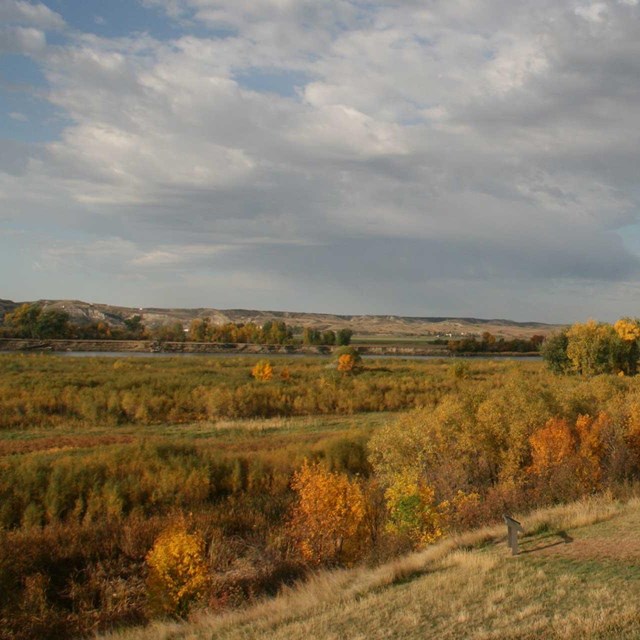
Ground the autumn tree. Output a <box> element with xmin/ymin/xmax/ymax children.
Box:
<box><xmin>151</xmin><ymin>322</ymin><xmax>185</xmax><ymax>342</ymax></box>
<box><xmin>4</xmin><ymin>304</ymin><xmax>71</xmax><ymax>339</ymax></box>
<box><xmin>289</xmin><ymin>460</ymin><xmax>366</xmax><ymax>565</ymax></box>
<box><xmin>613</xmin><ymin>318</ymin><xmax>640</xmax><ymax>375</ymax></box>
<box><xmin>575</xmin><ymin>413</ymin><xmax>607</xmax><ymax>491</ymax></box>
<box><xmin>4</xmin><ymin>303</ymin><xmax>42</xmax><ymax>338</ymax></box>
<box><xmin>189</xmin><ymin>318</ymin><xmax>210</xmax><ymax>342</ymax></box>
<box><xmin>302</xmin><ymin>327</ymin><xmax>321</xmax><ymax>345</ymax></box>
<box><xmin>251</xmin><ymin>360</ymin><xmax>273</xmax><ymax>381</ymax></box>
<box><xmin>566</xmin><ymin>320</ymin><xmax>628</xmax><ymax>376</ymax></box>
<box><xmin>528</xmin><ymin>417</ymin><xmax>581</xmax><ymax>500</ymax></box>
<box><xmin>529</xmin><ymin>417</ymin><xmax>575</xmax><ymax>475</ymax></box>
<box><xmin>383</xmin><ymin>471</ymin><xmax>443</xmax><ymax>547</ymax></box>
<box><xmin>146</xmin><ymin>523</ymin><xmax>209</xmax><ymax>617</ymax></box>
<box><xmin>335</xmin><ymin>346</ymin><xmax>362</xmax><ymax>374</ymax></box>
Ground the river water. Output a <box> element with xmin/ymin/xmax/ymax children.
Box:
<box><xmin>52</xmin><ymin>351</ymin><xmax>541</xmax><ymax>361</ymax></box>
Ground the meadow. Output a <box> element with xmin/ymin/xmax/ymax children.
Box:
<box><xmin>103</xmin><ymin>494</ymin><xmax>640</xmax><ymax>640</ymax></box>
<box><xmin>2</xmin><ymin>354</ymin><xmax>640</xmax><ymax>638</ymax></box>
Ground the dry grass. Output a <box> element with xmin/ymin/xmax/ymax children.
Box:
<box><xmin>99</xmin><ymin>494</ymin><xmax>636</xmax><ymax>640</ymax></box>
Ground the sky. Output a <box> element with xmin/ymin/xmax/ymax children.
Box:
<box><xmin>1</xmin><ymin>0</ymin><xmax>640</xmax><ymax>323</ymax></box>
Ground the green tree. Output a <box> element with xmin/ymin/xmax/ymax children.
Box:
<box><xmin>541</xmin><ymin>331</ymin><xmax>571</xmax><ymax>374</ymax></box>
<box><xmin>336</xmin><ymin>328</ymin><xmax>353</xmax><ymax>346</ymax></box>
<box><xmin>124</xmin><ymin>315</ymin><xmax>145</xmax><ymax>338</ymax></box>
<box><xmin>4</xmin><ymin>303</ymin><xmax>41</xmax><ymax>338</ymax></box>
<box><xmin>321</xmin><ymin>330</ymin><xmax>336</xmax><ymax>345</ymax></box>
<box><xmin>34</xmin><ymin>309</ymin><xmax>70</xmax><ymax>339</ymax></box>
<box><xmin>303</xmin><ymin>327</ymin><xmax>321</xmax><ymax>345</ymax></box>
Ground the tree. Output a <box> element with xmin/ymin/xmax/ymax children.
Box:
<box><xmin>302</xmin><ymin>327</ymin><xmax>321</xmax><ymax>345</ymax></box>
<box><xmin>566</xmin><ymin>320</ymin><xmax>628</xmax><ymax>376</ymax></box>
<box><xmin>541</xmin><ymin>331</ymin><xmax>571</xmax><ymax>374</ymax></box>
<box><xmin>336</xmin><ymin>328</ymin><xmax>353</xmax><ymax>346</ymax></box>
<box><xmin>383</xmin><ymin>470</ymin><xmax>443</xmax><ymax>547</ymax></box>
<box><xmin>321</xmin><ymin>330</ymin><xmax>336</xmax><ymax>345</ymax></box>
<box><xmin>337</xmin><ymin>354</ymin><xmax>357</xmax><ymax>373</ymax></box>
<box><xmin>4</xmin><ymin>304</ymin><xmax>72</xmax><ymax>339</ymax></box>
<box><xmin>4</xmin><ymin>303</ymin><xmax>41</xmax><ymax>338</ymax></box>
<box><xmin>34</xmin><ymin>309</ymin><xmax>70</xmax><ymax>339</ymax></box>
<box><xmin>146</xmin><ymin>523</ymin><xmax>209</xmax><ymax>617</ymax></box>
<box><xmin>188</xmin><ymin>318</ymin><xmax>210</xmax><ymax>342</ymax></box>
<box><xmin>289</xmin><ymin>460</ymin><xmax>366</xmax><ymax>565</ymax></box>
<box><xmin>529</xmin><ymin>417</ymin><xmax>575</xmax><ymax>476</ymax></box>
<box><xmin>251</xmin><ymin>360</ymin><xmax>273</xmax><ymax>381</ymax></box>
<box><xmin>335</xmin><ymin>346</ymin><xmax>362</xmax><ymax>374</ymax></box>
<box><xmin>613</xmin><ymin>318</ymin><xmax>640</xmax><ymax>375</ymax></box>
<box><xmin>124</xmin><ymin>315</ymin><xmax>145</xmax><ymax>338</ymax></box>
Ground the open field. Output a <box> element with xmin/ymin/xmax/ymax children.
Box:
<box><xmin>3</xmin><ymin>355</ymin><xmax>640</xmax><ymax>638</ymax></box>
<box><xmin>102</xmin><ymin>494</ymin><xmax>640</xmax><ymax>640</ymax></box>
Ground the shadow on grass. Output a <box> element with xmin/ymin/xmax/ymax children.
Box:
<box><xmin>521</xmin><ymin>530</ymin><xmax>574</xmax><ymax>554</ymax></box>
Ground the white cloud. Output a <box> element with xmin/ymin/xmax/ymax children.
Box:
<box><xmin>3</xmin><ymin>0</ymin><xmax>640</xmax><ymax>320</ymax></box>
<box><xmin>0</xmin><ymin>0</ymin><xmax>65</xmax><ymax>30</ymax></box>
<box><xmin>0</xmin><ymin>26</ymin><xmax>46</xmax><ymax>54</ymax></box>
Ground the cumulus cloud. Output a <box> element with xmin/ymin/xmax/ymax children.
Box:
<box><xmin>2</xmin><ymin>0</ymin><xmax>640</xmax><ymax>321</ymax></box>
<box><xmin>0</xmin><ymin>0</ymin><xmax>64</xmax><ymax>30</ymax></box>
<box><xmin>0</xmin><ymin>25</ymin><xmax>46</xmax><ymax>54</ymax></box>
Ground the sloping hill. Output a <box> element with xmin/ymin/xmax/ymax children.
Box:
<box><xmin>102</xmin><ymin>496</ymin><xmax>640</xmax><ymax>640</ymax></box>
<box><xmin>0</xmin><ymin>299</ymin><xmax>563</xmax><ymax>338</ymax></box>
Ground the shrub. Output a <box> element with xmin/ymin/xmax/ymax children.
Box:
<box><xmin>145</xmin><ymin>522</ymin><xmax>210</xmax><ymax>617</ymax></box>
<box><xmin>251</xmin><ymin>361</ymin><xmax>273</xmax><ymax>382</ymax></box>
<box><xmin>289</xmin><ymin>460</ymin><xmax>366</xmax><ymax>565</ymax></box>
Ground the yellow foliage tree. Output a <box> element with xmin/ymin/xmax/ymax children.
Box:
<box><xmin>290</xmin><ymin>460</ymin><xmax>366</xmax><ymax>565</ymax></box>
<box><xmin>146</xmin><ymin>523</ymin><xmax>209</xmax><ymax>617</ymax></box>
<box><xmin>614</xmin><ymin>318</ymin><xmax>640</xmax><ymax>342</ymax></box>
<box><xmin>384</xmin><ymin>470</ymin><xmax>443</xmax><ymax>547</ymax></box>
<box><xmin>251</xmin><ymin>360</ymin><xmax>273</xmax><ymax>381</ymax></box>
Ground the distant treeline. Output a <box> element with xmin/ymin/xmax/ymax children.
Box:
<box><xmin>0</xmin><ymin>303</ymin><xmax>353</xmax><ymax>346</ymax></box>
<box><xmin>440</xmin><ymin>331</ymin><xmax>545</xmax><ymax>354</ymax></box>
<box><xmin>541</xmin><ymin>318</ymin><xmax>640</xmax><ymax>376</ymax></box>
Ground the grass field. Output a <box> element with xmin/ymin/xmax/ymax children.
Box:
<box><xmin>102</xmin><ymin>494</ymin><xmax>640</xmax><ymax>640</ymax></box>
<box><xmin>4</xmin><ymin>354</ymin><xmax>640</xmax><ymax>639</ymax></box>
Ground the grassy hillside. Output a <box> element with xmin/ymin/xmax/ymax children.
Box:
<box><xmin>102</xmin><ymin>495</ymin><xmax>640</xmax><ymax>640</ymax></box>
<box><xmin>0</xmin><ymin>298</ymin><xmax>562</xmax><ymax>339</ymax></box>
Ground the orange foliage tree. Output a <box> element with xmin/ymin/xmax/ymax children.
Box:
<box><xmin>529</xmin><ymin>417</ymin><xmax>575</xmax><ymax>476</ymax></box>
<box><xmin>337</xmin><ymin>354</ymin><xmax>357</xmax><ymax>373</ymax></box>
<box><xmin>289</xmin><ymin>460</ymin><xmax>366</xmax><ymax>565</ymax></box>
<box><xmin>575</xmin><ymin>413</ymin><xmax>608</xmax><ymax>491</ymax></box>
<box><xmin>251</xmin><ymin>360</ymin><xmax>273</xmax><ymax>381</ymax></box>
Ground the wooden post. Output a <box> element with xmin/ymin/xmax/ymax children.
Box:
<box><xmin>503</xmin><ymin>514</ymin><xmax>524</xmax><ymax>556</ymax></box>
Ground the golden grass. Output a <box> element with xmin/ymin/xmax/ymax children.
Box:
<box><xmin>100</xmin><ymin>494</ymin><xmax>635</xmax><ymax>640</ymax></box>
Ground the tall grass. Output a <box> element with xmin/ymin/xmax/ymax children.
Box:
<box><xmin>100</xmin><ymin>494</ymin><xmax>634</xmax><ymax>640</ymax></box>
<box><xmin>4</xmin><ymin>356</ymin><xmax>640</xmax><ymax>638</ymax></box>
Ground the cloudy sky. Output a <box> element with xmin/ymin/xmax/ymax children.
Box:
<box><xmin>1</xmin><ymin>0</ymin><xmax>640</xmax><ymax>322</ymax></box>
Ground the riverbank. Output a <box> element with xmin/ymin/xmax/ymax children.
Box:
<box><xmin>0</xmin><ymin>338</ymin><xmax>541</xmax><ymax>358</ymax></box>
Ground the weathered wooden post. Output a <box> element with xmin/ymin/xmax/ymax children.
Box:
<box><xmin>503</xmin><ymin>514</ymin><xmax>524</xmax><ymax>556</ymax></box>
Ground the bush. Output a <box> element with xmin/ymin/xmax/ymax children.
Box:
<box><xmin>146</xmin><ymin>522</ymin><xmax>210</xmax><ymax>617</ymax></box>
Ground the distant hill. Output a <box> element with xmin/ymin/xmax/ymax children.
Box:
<box><xmin>0</xmin><ymin>299</ymin><xmax>564</xmax><ymax>338</ymax></box>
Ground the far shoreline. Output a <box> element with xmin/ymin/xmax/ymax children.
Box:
<box><xmin>0</xmin><ymin>338</ymin><xmax>540</xmax><ymax>358</ymax></box>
